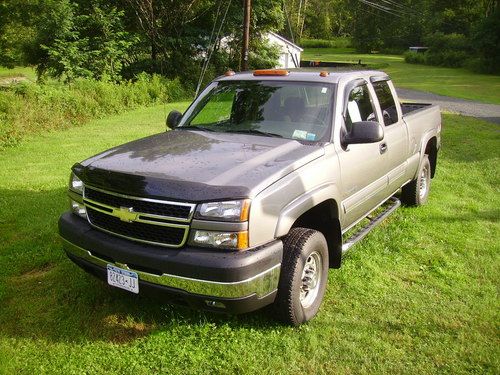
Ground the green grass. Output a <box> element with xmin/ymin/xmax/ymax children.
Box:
<box><xmin>302</xmin><ymin>48</ymin><xmax>500</xmax><ymax>104</ymax></box>
<box><xmin>0</xmin><ymin>104</ymin><xmax>499</xmax><ymax>374</ymax></box>
<box><xmin>0</xmin><ymin>66</ymin><xmax>36</xmax><ymax>81</ymax></box>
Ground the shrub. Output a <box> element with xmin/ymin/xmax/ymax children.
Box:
<box><xmin>404</xmin><ymin>51</ymin><xmax>427</xmax><ymax>65</ymax></box>
<box><xmin>423</xmin><ymin>32</ymin><xmax>471</xmax><ymax>68</ymax></box>
<box><xmin>300</xmin><ymin>37</ymin><xmax>352</xmax><ymax>49</ymax></box>
<box><xmin>425</xmin><ymin>50</ymin><xmax>469</xmax><ymax>68</ymax></box>
<box><xmin>0</xmin><ymin>74</ymin><xmax>188</xmax><ymax>149</ymax></box>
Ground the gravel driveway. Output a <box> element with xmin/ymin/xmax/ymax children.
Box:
<box><xmin>397</xmin><ymin>88</ymin><xmax>500</xmax><ymax>124</ymax></box>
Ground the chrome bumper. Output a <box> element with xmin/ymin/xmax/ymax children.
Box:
<box><xmin>62</xmin><ymin>238</ymin><xmax>281</xmax><ymax>299</ymax></box>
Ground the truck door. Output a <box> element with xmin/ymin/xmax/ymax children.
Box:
<box><xmin>370</xmin><ymin>78</ymin><xmax>409</xmax><ymax>193</ymax></box>
<box><xmin>338</xmin><ymin>80</ymin><xmax>390</xmax><ymax>229</ymax></box>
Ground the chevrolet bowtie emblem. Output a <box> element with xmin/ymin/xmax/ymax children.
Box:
<box><xmin>113</xmin><ymin>206</ymin><xmax>138</xmax><ymax>222</ymax></box>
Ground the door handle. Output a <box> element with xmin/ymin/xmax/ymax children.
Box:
<box><xmin>379</xmin><ymin>142</ymin><xmax>388</xmax><ymax>154</ymax></box>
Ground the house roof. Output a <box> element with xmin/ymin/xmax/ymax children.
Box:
<box><xmin>267</xmin><ymin>32</ymin><xmax>304</xmax><ymax>52</ymax></box>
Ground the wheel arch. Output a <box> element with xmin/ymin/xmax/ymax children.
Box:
<box><xmin>424</xmin><ymin>136</ymin><xmax>438</xmax><ymax>178</ymax></box>
<box><xmin>275</xmin><ymin>185</ymin><xmax>343</xmax><ymax>269</ymax></box>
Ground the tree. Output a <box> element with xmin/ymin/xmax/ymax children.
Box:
<box><xmin>38</xmin><ymin>2</ymin><xmax>136</xmax><ymax>81</ymax></box>
<box><xmin>471</xmin><ymin>6</ymin><xmax>500</xmax><ymax>73</ymax></box>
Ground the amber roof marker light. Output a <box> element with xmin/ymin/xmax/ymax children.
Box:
<box><xmin>224</xmin><ymin>70</ymin><xmax>236</xmax><ymax>76</ymax></box>
<box><xmin>319</xmin><ymin>71</ymin><xmax>330</xmax><ymax>77</ymax></box>
<box><xmin>253</xmin><ymin>69</ymin><xmax>290</xmax><ymax>76</ymax></box>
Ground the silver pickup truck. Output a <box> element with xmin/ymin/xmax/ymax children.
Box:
<box><xmin>59</xmin><ymin>70</ymin><xmax>441</xmax><ymax>325</ymax></box>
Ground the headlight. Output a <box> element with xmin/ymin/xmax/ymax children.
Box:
<box><xmin>195</xmin><ymin>199</ymin><xmax>250</xmax><ymax>222</ymax></box>
<box><xmin>190</xmin><ymin>230</ymin><xmax>248</xmax><ymax>250</ymax></box>
<box><xmin>69</xmin><ymin>172</ymin><xmax>84</xmax><ymax>195</ymax></box>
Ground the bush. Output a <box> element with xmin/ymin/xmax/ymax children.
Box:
<box><xmin>425</xmin><ymin>50</ymin><xmax>469</xmax><ymax>68</ymax></box>
<box><xmin>423</xmin><ymin>32</ymin><xmax>471</xmax><ymax>68</ymax></box>
<box><xmin>300</xmin><ymin>37</ymin><xmax>352</xmax><ymax>49</ymax></box>
<box><xmin>0</xmin><ymin>74</ymin><xmax>188</xmax><ymax>148</ymax></box>
<box><xmin>404</xmin><ymin>51</ymin><xmax>427</xmax><ymax>65</ymax></box>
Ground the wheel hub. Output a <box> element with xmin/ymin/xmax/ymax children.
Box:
<box><xmin>299</xmin><ymin>251</ymin><xmax>322</xmax><ymax>308</ymax></box>
<box><xmin>419</xmin><ymin>167</ymin><xmax>429</xmax><ymax>199</ymax></box>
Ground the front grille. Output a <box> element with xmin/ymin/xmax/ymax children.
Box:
<box><xmin>85</xmin><ymin>187</ymin><xmax>192</xmax><ymax>220</ymax></box>
<box><xmin>83</xmin><ymin>186</ymin><xmax>194</xmax><ymax>247</ymax></box>
<box><xmin>87</xmin><ymin>208</ymin><xmax>187</xmax><ymax>247</ymax></box>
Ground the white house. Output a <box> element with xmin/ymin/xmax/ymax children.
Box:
<box><xmin>265</xmin><ymin>32</ymin><xmax>303</xmax><ymax>69</ymax></box>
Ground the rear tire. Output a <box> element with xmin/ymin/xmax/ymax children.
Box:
<box><xmin>401</xmin><ymin>155</ymin><xmax>431</xmax><ymax>206</ymax></box>
<box><xmin>273</xmin><ymin>228</ymin><xmax>329</xmax><ymax>326</ymax></box>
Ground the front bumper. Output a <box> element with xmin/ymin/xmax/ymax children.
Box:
<box><xmin>59</xmin><ymin>212</ymin><xmax>283</xmax><ymax>313</ymax></box>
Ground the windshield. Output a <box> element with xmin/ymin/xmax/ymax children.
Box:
<box><xmin>179</xmin><ymin>80</ymin><xmax>335</xmax><ymax>142</ymax></box>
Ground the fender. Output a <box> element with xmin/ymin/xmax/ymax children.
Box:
<box><xmin>274</xmin><ymin>182</ymin><xmax>341</xmax><ymax>238</ymax></box>
<box><xmin>415</xmin><ymin>129</ymin><xmax>439</xmax><ymax>179</ymax></box>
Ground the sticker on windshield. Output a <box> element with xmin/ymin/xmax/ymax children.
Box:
<box><xmin>293</xmin><ymin>130</ymin><xmax>316</xmax><ymax>141</ymax></box>
<box><xmin>306</xmin><ymin>133</ymin><xmax>316</xmax><ymax>141</ymax></box>
<box><xmin>292</xmin><ymin>130</ymin><xmax>308</xmax><ymax>140</ymax></box>
<box><xmin>321</xmin><ymin>87</ymin><xmax>328</xmax><ymax>94</ymax></box>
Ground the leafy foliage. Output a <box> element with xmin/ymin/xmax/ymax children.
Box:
<box><xmin>470</xmin><ymin>7</ymin><xmax>500</xmax><ymax>74</ymax></box>
<box><xmin>39</xmin><ymin>3</ymin><xmax>137</xmax><ymax>81</ymax></box>
<box><xmin>1</xmin><ymin>0</ymin><xmax>498</xmax><ymax>79</ymax></box>
<box><xmin>0</xmin><ymin>74</ymin><xmax>187</xmax><ymax>148</ymax></box>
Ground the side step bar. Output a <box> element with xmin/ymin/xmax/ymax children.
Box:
<box><xmin>342</xmin><ymin>197</ymin><xmax>401</xmax><ymax>253</ymax></box>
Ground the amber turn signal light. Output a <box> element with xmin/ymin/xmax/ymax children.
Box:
<box><xmin>253</xmin><ymin>69</ymin><xmax>290</xmax><ymax>76</ymax></box>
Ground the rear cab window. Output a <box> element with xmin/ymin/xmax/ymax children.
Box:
<box><xmin>371</xmin><ymin>80</ymin><xmax>399</xmax><ymax>126</ymax></box>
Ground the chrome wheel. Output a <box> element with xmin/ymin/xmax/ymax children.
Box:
<box><xmin>419</xmin><ymin>165</ymin><xmax>429</xmax><ymax>200</ymax></box>
<box><xmin>300</xmin><ymin>251</ymin><xmax>322</xmax><ymax>308</ymax></box>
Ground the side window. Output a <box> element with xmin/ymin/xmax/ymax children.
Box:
<box><xmin>345</xmin><ymin>84</ymin><xmax>377</xmax><ymax>132</ymax></box>
<box><xmin>191</xmin><ymin>88</ymin><xmax>235</xmax><ymax>126</ymax></box>
<box><xmin>372</xmin><ymin>81</ymin><xmax>398</xmax><ymax>126</ymax></box>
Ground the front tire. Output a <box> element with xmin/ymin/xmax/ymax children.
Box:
<box><xmin>273</xmin><ymin>228</ymin><xmax>329</xmax><ymax>326</ymax></box>
<box><xmin>401</xmin><ymin>154</ymin><xmax>431</xmax><ymax>206</ymax></box>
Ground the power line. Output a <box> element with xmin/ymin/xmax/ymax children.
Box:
<box><xmin>283</xmin><ymin>0</ymin><xmax>295</xmax><ymax>43</ymax></box>
<box><xmin>358</xmin><ymin>0</ymin><xmax>404</xmax><ymax>18</ymax></box>
<box><xmin>195</xmin><ymin>0</ymin><xmax>232</xmax><ymax>97</ymax></box>
<box><xmin>378</xmin><ymin>0</ymin><xmax>420</xmax><ymax>16</ymax></box>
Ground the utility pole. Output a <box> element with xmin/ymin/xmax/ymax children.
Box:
<box><xmin>241</xmin><ymin>0</ymin><xmax>251</xmax><ymax>71</ymax></box>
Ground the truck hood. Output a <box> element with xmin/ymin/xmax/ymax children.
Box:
<box><xmin>77</xmin><ymin>130</ymin><xmax>325</xmax><ymax>201</ymax></box>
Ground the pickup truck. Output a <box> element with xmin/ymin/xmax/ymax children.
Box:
<box><xmin>59</xmin><ymin>69</ymin><xmax>441</xmax><ymax>325</ymax></box>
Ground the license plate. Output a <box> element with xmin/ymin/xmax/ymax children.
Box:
<box><xmin>107</xmin><ymin>264</ymin><xmax>139</xmax><ymax>294</ymax></box>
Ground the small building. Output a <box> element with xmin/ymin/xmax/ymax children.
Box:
<box><xmin>265</xmin><ymin>32</ymin><xmax>303</xmax><ymax>69</ymax></box>
<box><xmin>409</xmin><ymin>46</ymin><xmax>428</xmax><ymax>53</ymax></box>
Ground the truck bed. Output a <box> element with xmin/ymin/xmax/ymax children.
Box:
<box><xmin>401</xmin><ymin>102</ymin><xmax>433</xmax><ymax>115</ymax></box>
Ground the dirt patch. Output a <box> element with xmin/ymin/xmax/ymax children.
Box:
<box><xmin>11</xmin><ymin>263</ymin><xmax>56</xmax><ymax>282</ymax></box>
<box><xmin>0</xmin><ymin>76</ymin><xmax>29</xmax><ymax>86</ymax></box>
<box><xmin>101</xmin><ymin>314</ymin><xmax>156</xmax><ymax>343</ymax></box>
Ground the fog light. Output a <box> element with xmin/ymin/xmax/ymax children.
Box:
<box><xmin>71</xmin><ymin>200</ymin><xmax>87</xmax><ymax>219</ymax></box>
<box><xmin>205</xmin><ymin>300</ymin><xmax>226</xmax><ymax>308</ymax></box>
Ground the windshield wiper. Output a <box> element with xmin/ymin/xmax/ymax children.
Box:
<box><xmin>226</xmin><ymin>129</ymin><xmax>283</xmax><ymax>138</ymax></box>
<box><xmin>177</xmin><ymin>125</ymin><xmax>215</xmax><ymax>132</ymax></box>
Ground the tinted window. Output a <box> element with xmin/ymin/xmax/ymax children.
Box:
<box><xmin>373</xmin><ymin>81</ymin><xmax>398</xmax><ymax>126</ymax></box>
<box><xmin>345</xmin><ymin>84</ymin><xmax>377</xmax><ymax>132</ymax></box>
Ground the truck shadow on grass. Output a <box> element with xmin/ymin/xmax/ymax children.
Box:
<box><xmin>0</xmin><ymin>188</ymin><xmax>280</xmax><ymax>345</ymax></box>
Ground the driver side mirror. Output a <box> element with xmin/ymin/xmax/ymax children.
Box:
<box><xmin>166</xmin><ymin>110</ymin><xmax>182</xmax><ymax>130</ymax></box>
<box><xmin>343</xmin><ymin>121</ymin><xmax>384</xmax><ymax>145</ymax></box>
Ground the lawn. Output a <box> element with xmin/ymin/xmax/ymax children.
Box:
<box><xmin>302</xmin><ymin>48</ymin><xmax>500</xmax><ymax>105</ymax></box>
<box><xmin>0</xmin><ymin>104</ymin><xmax>499</xmax><ymax>374</ymax></box>
<box><xmin>0</xmin><ymin>66</ymin><xmax>36</xmax><ymax>81</ymax></box>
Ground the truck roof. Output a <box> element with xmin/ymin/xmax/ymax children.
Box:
<box><xmin>216</xmin><ymin>70</ymin><xmax>389</xmax><ymax>84</ymax></box>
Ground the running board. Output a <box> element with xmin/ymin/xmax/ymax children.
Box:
<box><xmin>342</xmin><ymin>197</ymin><xmax>401</xmax><ymax>253</ymax></box>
